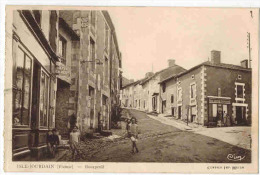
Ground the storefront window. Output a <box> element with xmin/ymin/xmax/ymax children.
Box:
<box><xmin>13</xmin><ymin>48</ymin><xmax>32</xmax><ymax>126</ymax></box>
<box><xmin>40</xmin><ymin>71</ymin><xmax>49</xmax><ymax>127</ymax></box>
<box><xmin>212</xmin><ymin>104</ymin><xmax>217</xmax><ymax>117</ymax></box>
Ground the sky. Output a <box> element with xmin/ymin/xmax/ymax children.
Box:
<box><xmin>108</xmin><ymin>7</ymin><xmax>258</xmax><ymax>81</ymax></box>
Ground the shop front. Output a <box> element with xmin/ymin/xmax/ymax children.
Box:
<box><xmin>12</xmin><ymin>37</ymin><xmax>57</xmax><ymax>160</ymax></box>
<box><xmin>207</xmin><ymin>96</ymin><xmax>231</xmax><ymax>127</ymax></box>
<box><xmin>12</xmin><ymin>10</ymin><xmax>58</xmax><ymax>160</ymax></box>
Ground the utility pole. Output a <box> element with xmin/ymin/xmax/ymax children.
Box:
<box><xmin>247</xmin><ymin>10</ymin><xmax>253</xmax><ymax>69</ymax></box>
<box><xmin>247</xmin><ymin>32</ymin><xmax>252</xmax><ymax>68</ymax></box>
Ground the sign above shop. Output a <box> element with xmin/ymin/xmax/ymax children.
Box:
<box><xmin>208</xmin><ymin>98</ymin><xmax>231</xmax><ymax>105</ymax></box>
<box><xmin>56</xmin><ymin>62</ymin><xmax>71</xmax><ymax>84</ymax></box>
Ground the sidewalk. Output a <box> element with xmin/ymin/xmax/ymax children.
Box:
<box><xmin>147</xmin><ymin>114</ymin><xmax>251</xmax><ymax>150</ymax></box>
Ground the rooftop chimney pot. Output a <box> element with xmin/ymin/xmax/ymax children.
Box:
<box><xmin>240</xmin><ymin>59</ymin><xmax>248</xmax><ymax>68</ymax></box>
<box><xmin>210</xmin><ymin>50</ymin><xmax>221</xmax><ymax>64</ymax></box>
<box><xmin>168</xmin><ymin>59</ymin><xmax>176</xmax><ymax>67</ymax></box>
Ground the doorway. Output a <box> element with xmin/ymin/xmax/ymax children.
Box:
<box><xmin>171</xmin><ymin>107</ymin><xmax>175</xmax><ymax>116</ymax></box>
<box><xmin>162</xmin><ymin>100</ymin><xmax>166</xmax><ymax>113</ymax></box>
<box><xmin>236</xmin><ymin>106</ymin><xmax>246</xmax><ymax>125</ymax></box>
<box><xmin>178</xmin><ymin>106</ymin><xmax>182</xmax><ymax>119</ymax></box>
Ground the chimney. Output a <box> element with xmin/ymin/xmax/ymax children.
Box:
<box><xmin>145</xmin><ymin>72</ymin><xmax>154</xmax><ymax>78</ymax></box>
<box><xmin>210</xmin><ymin>50</ymin><xmax>221</xmax><ymax>64</ymax></box>
<box><xmin>240</xmin><ymin>59</ymin><xmax>248</xmax><ymax>68</ymax></box>
<box><xmin>168</xmin><ymin>59</ymin><xmax>176</xmax><ymax>67</ymax></box>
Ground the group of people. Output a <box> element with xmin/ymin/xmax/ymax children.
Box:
<box><xmin>126</xmin><ymin>114</ymin><xmax>140</xmax><ymax>154</ymax></box>
<box><xmin>46</xmin><ymin>126</ymin><xmax>81</xmax><ymax>159</ymax></box>
<box><xmin>217</xmin><ymin>111</ymin><xmax>231</xmax><ymax>127</ymax></box>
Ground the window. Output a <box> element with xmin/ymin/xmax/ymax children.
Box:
<box><xmin>237</xmin><ymin>85</ymin><xmax>243</xmax><ymax>98</ymax></box>
<box><xmin>191</xmin><ymin>84</ymin><xmax>195</xmax><ymax>99</ymax></box>
<box><xmin>104</xmin><ymin>57</ymin><xmax>108</xmax><ymax>84</ymax></box>
<box><xmin>90</xmin><ymin>38</ymin><xmax>95</xmax><ymax>72</ymax></box>
<box><xmin>191</xmin><ymin>75</ymin><xmax>195</xmax><ymax>79</ymax></box>
<box><xmin>90</xmin><ymin>11</ymin><xmax>96</xmax><ymax>28</ymax></box>
<box><xmin>212</xmin><ymin>104</ymin><xmax>217</xmax><ymax>117</ymax></box>
<box><xmin>105</xmin><ymin>23</ymin><xmax>109</xmax><ymax>52</ymax></box>
<box><xmin>32</xmin><ymin>10</ymin><xmax>42</xmax><ymax>27</ymax></box>
<box><xmin>171</xmin><ymin>95</ymin><xmax>174</xmax><ymax>103</ymax></box>
<box><xmin>102</xmin><ymin>95</ymin><xmax>108</xmax><ymax>105</ymax></box>
<box><xmin>162</xmin><ymin>83</ymin><xmax>166</xmax><ymax>93</ymax></box>
<box><xmin>13</xmin><ymin>47</ymin><xmax>32</xmax><ymax>126</ymax></box>
<box><xmin>39</xmin><ymin>71</ymin><xmax>49</xmax><ymax>127</ymax></box>
<box><xmin>171</xmin><ymin>107</ymin><xmax>175</xmax><ymax>116</ymax></box>
<box><xmin>238</xmin><ymin>75</ymin><xmax>242</xmax><ymax>80</ymax></box>
<box><xmin>58</xmin><ymin>35</ymin><xmax>67</xmax><ymax>64</ymax></box>
<box><xmin>177</xmin><ymin>89</ymin><xmax>182</xmax><ymax>101</ymax></box>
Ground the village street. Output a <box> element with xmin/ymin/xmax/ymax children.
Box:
<box><xmin>59</xmin><ymin>109</ymin><xmax>251</xmax><ymax>163</ymax></box>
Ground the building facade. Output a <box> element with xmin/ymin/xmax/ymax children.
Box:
<box><xmin>165</xmin><ymin>51</ymin><xmax>252</xmax><ymax>127</ymax></box>
<box><xmin>7</xmin><ymin>9</ymin><xmax>122</xmax><ymax>160</ymax></box>
<box><xmin>121</xmin><ymin>51</ymin><xmax>252</xmax><ymax>128</ymax></box>
<box><xmin>60</xmin><ymin>10</ymin><xmax>122</xmax><ymax>134</ymax></box>
<box><xmin>8</xmin><ymin>10</ymin><xmax>59</xmax><ymax>160</ymax></box>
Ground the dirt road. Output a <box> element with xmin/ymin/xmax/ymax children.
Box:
<box><xmin>59</xmin><ymin>109</ymin><xmax>251</xmax><ymax>163</ymax></box>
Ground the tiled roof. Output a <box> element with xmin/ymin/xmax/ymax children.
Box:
<box><xmin>159</xmin><ymin>61</ymin><xmax>251</xmax><ymax>84</ymax></box>
<box><xmin>140</xmin><ymin>65</ymin><xmax>186</xmax><ymax>85</ymax></box>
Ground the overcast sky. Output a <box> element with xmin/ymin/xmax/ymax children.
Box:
<box><xmin>108</xmin><ymin>8</ymin><xmax>258</xmax><ymax>81</ymax></box>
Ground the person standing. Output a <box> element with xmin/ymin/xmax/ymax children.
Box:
<box><xmin>226</xmin><ymin>113</ymin><xmax>231</xmax><ymax>126</ymax></box>
<box><xmin>223</xmin><ymin>111</ymin><xmax>227</xmax><ymax>127</ymax></box>
<box><xmin>217</xmin><ymin>111</ymin><xmax>223</xmax><ymax>127</ymax></box>
<box><xmin>69</xmin><ymin>126</ymin><xmax>80</xmax><ymax>160</ymax></box>
<box><xmin>129</xmin><ymin>117</ymin><xmax>139</xmax><ymax>154</ymax></box>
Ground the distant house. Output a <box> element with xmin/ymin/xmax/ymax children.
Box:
<box><xmin>158</xmin><ymin>60</ymin><xmax>186</xmax><ymax>115</ymax></box>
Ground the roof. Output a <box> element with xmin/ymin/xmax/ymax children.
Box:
<box><xmin>178</xmin><ymin>61</ymin><xmax>251</xmax><ymax>77</ymax></box>
<box><xmin>59</xmin><ymin>17</ymin><xmax>80</xmax><ymax>40</ymax></box>
<box><xmin>102</xmin><ymin>11</ymin><xmax>120</xmax><ymax>59</ymax></box>
<box><xmin>141</xmin><ymin>65</ymin><xmax>186</xmax><ymax>85</ymax></box>
<box><xmin>159</xmin><ymin>61</ymin><xmax>251</xmax><ymax>84</ymax></box>
<box><xmin>122</xmin><ymin>81</ymin><xmax>137</xmax><ymax>88</ymax></box>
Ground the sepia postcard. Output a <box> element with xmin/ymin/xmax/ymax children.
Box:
<box><xmin>4</xmin><ymin>5</ymin><xmax>259</xmax><ymax>173</ymax></box>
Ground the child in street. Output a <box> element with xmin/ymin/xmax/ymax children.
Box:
<box><xmin>69</xmin><ymin>126</ymin><xmax>80</xmax><ymax>159</ymax></box>
<box><xmin>129</xmin><ymin>117</ymin><xmax>139</xmax><ymax>154</ymax></box>
<box><xmin>126</xmin><ymin>119</ymin><xmax>131</xmax><ymax>138</ymax></box>
<box><xmin>47</xmin><ymin>128</ymin><xmax>60</xmax><ymax>157</ymax></box>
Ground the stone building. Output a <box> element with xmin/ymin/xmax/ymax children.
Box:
<box><xmin>120</xmin><ymin>60</ymin><xmax>186</xmax><ymax>114</ymax></box>
<box><xmin>55</xmin><ymin>17</ymin><xmax>80</xmax><ymax>137</ymax></box>
<box><xmin>7</xmin><ymin>9</ymin><xmax>122</xmax><ymax>160</ymax></box>
<box><xmin>7</xmin><ymin>10</ymin><xmax>60</xmax><ymax>160</ymax></box>
<box><xmin>60</xmin><ymin>10</ymin><xmax>122</xmax><ymax>134</ymax></box>
<box><xmin>162</xmin><ymin>50</ymin><xmax>252</xmax><ymax>127</ymax></box>
<box><xmin>139</xmin><ymin>60</ymin><xmax>185</xmax><ymax>113</ymax></box>
<box><xmin>158</xmin><ymin>60</ymin><xmax>186</xmax><ymax>115</ymax></box>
